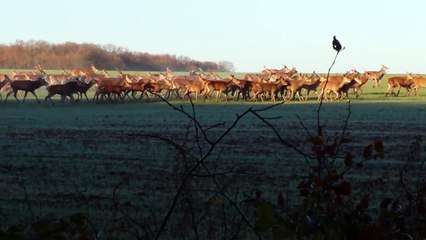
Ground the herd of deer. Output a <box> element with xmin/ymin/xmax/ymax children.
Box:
<box><xmin>0</xmin><ymin>64</ymin><xmax>425</xmax><ymax>103</ymax></box>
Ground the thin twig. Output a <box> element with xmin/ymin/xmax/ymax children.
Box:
<box><xmin>199</xmin><ymin>162</ymin><xmax>262</xmax><ymax>239</ymax></box>
<box><xmin>295</xmin><ymin>114</ymin><xmax>312</xmax><ymax>137</ymax></box>
<box><xmin>188</xmin><ymin>96</ymin><xmax>204</xmax><ymax>157</ymax></box>
<box><xmin>330</xmin><ymin>100</ymin><xmax>352</xmax><ymax>168</ymax></box>
<box><xmin>317</xmin><ymin>50</ymin><xmax>342</xmax><ymax>136</ymax></box>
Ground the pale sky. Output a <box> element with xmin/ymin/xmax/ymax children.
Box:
<box><xmin>2</xmin><ymin>0</ymin><xmax>426</xmax><ymax>73</ymax></box>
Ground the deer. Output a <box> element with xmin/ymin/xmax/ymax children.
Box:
<box><xmin>4</xmin><ymin>77</ymin><xmax>48</xmax><ymax>103</ymax></box>
<box><xmin>0</xmin><ymin>75</ymin><xmax>12</xmax><ymax>99</ymax></box>
<box><xmin>93</xmin><ymin>78</ymin><xmax>131</xmax><ymax>103</ymax></box>
<box><xmin>225</xmin><ymin>75</ymin><xmax>253</xmax><ymax>101</ymax></box>
<box><xmin>284</xmin><ymin>74</ymin><xmax>309</xmax><ymax>101</ymax></box>
<box><xmin>202</xmin><ymin>77</ymin><xmax>239</xmax><ymax>102</ymax></box>
<box><xmin>45</xmin><ymin>80</ymin><xmax>79</xmax><ymax>103</ymax></box>
<box><xmin>339</xmin><ymin>72</ymin><xmax>371</xmax><ymax>99</ymax></box>
<box><xmin>251</xmin><ymin>81</ymin><xmax>286</xmax><ymax>102</ymax></box>
<box><xmin>74</xmin><ymin>79</ymin><xmax>97</xmax><ymax>102</ymax></box>
<box><xmin>299</xmin><ymin>72</ymin><xmax>322</xmax><ymax>100</ymax></box>
<box><xmin>412</xmin><ymin>75</ymin><xmax>426</xmax><ymax>96</ymax></box>
<box><xmin>385</xmin><ymin>73</ymin><xmax>414</xmax><ymax>97</ymax></box>
<box><xmin>318</xmin><ymin>76</ymin><xmax>357</xmax><ymax>101</ymax></box>
<box><xmin>364</xmin><ymin>65</ymin><xmax>389</xmax><ymax>88</ymax></box>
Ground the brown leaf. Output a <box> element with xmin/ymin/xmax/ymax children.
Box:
<box><xmin>299</xmin><ymin>188</ymin><xmax>309</xmax><ymax>197</ymax></box>
<box><xmin>380</xmin><ymin>198</ymin><xmax>392</xmax><ymax>209</ymax></box>
<box><xmin>255</xmin><ymin>189</ymin><xmax>261</xmax><ymax>200</ymax></box>
<box><xmin>314</xmin><ymin>176</ymin><xmax>327</xmax><ymax>188</ymax></box>
<box><xmin>298</xmin><ymin>181</ymin><xmax>309</xmax><ymax>196</ymax></box>
<box><xmin>208</xmin><ymin>197</ymin><xmax>221</xmax><ymax>206</ymax></box>
<box><xmin>334</xmin><ymin>181</ymin><xmax>352</xmax><ymax>195</ymax></box>
<box><xmin>325</xmin><ymin>143</ymin><xmax>337</xmax><ymax>156</ymax></box>
<box><xmin>297</xmin><ymin>180</ymin><xmax>308</xmax><ymax>189</ymax></box>
<box><xmin>357</xmin><ymin>194</ymin><xmax>369</xmax><ymax>212</ymax></box>
<box><xmin>344</xmin><ymin>152</ymin><xmax>353</xmax><ymax>167</ymax></box>
<box><xmin>330</xmin><ymin>169</ymin><xmax>340</xmax><ymax>181</ymax></box>
<box><xmin>306</xmin><ymin>136</ymin><xmax>323</xmax><ymax>145</ymax></box>
<box><xmin>363</xmin><ymin>144</ymin><xmax>373</xmax><ymax>159</ymax></box>
<box><xmin>405</xmin><ymin>193</ymin><xmax>413</xmax><ymax>201</ymax></box>
<box><xmin>373</xmin><ymin>140</ymin><xmax>384</xmax><ymax>154</ymax></box>
<box><xmin>277</xmin><ymin>192</ymin><xmax>285</xmax><ymax>208</ymax></box>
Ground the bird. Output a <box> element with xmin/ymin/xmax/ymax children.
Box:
<box><xmin>332</xmin><ymin>36</ymin><xmax>342</xmax><ymax>52</ymax></box>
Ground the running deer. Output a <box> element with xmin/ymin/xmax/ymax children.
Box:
<box><xmin>5</xmin><ymin>77</ymin><xmax>48</xmax><ymax>103</ymax></box>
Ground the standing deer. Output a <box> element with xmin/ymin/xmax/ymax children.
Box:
<box><xmin>364</xmin><ymin>65</ymin><xmax>389</xmax><ymax>88</ymax></box>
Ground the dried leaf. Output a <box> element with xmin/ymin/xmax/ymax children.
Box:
<box><xmin>314</xmin><ymin>176</ymin><xmax>327</xmax><ymax>188</ymax></box>
<box><xmin>255</xmin><ymin>189</ymin><xmax>261</xmax><ymax>200</ymax></box>
<box><xmin>298</xmin><ymin>181</ymin><xmax>309</xmax><ymax>196</ymax></box>
<box><xmin>299</xmin><ymin>188</ymin><xmax>309</xmax><ymax>196</ymax></box>
<box><xmin>297</xmin><ymin>181</ymin><xmax>308</xmax><ymax>189</ymax></box>
<box><xmin>406</xmin><ymin>193</ymin><xmax>413</xmax><ymax>201</ymax></box>
<box><xmin>357</xmin><ymin>194</ymin><xmax>369</xmax><ymax>212</ymax></box>
<box><xmin>330</xmin><ymin>169</ymin><xmax>340</xmax><ymax>181</ymax></box>
<box><xmin>277</xmin><ymin>192</ymin><xmax>285</xmax><ymax>208</ymax></box>
<box><xmin>363</xmin><ymin>144</ymin><xmax>373</xmax><ymax>159</ymax></box>
<box><xmin>325</xmin><ymin>143</ymin><xmax>337</xmax><ymax>156</ymax></box>
<box><xmin>344</xmin><ymin>152</ymin><xmax>353</xmax><ymax>167</ymax></box>
<box><xmin>380</xmin><ymin>198</ymin><xmax>392</xmax><ymax>209</ymax></box>
<box><xmin>373</xmin><ymin>140</ymin><xmax>384</xmax><ymax>154</ymax></box>
<box><xmin>334</xmin><ymin>181</ymin><xmax>352</xmax><ymax>195</ymax></box>
<box><xmin>306</xmin><ymin>136</ymin><xmax>323</xmax><ymax>145</ymax></box>
<box><xmin>208</xmin><ymin>197</ymin><xmax>221</xmax><ymax>206</ymax></box>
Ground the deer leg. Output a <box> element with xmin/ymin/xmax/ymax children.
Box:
<box><xmin>131</xmin><ymin>90</ymin><xmax>139</xmax><ymax>101</ymax></box>
<box><xmin>138</xmin><ymin>91</ymin><xmax>144</xmax><ymax>101</ymax></box>
<box><xmin>5</xmin><ymin>89</ymin><xmax>13</xmax><ymax>102</ymax></box>
<box><xmin>173</xmin><ymin>89</ymin><xmax>181</xmax><ymax>99</ymax></box>
<box><xmin>333</xmin><ymin>91</ymin><xmax>340</xmax><ymax>100</ymax></box>
<box><xmin>271</xmin><ymin>91</ymin><xmax>276</xmax><ymax>102</ymax></box>
<box><xmin>22</xmin><ymin>91</ymin><xmax>29</xmax><ymax>103</ymax></box>
<box><xmin>30</xmin><ymin>91</ymin><xmax>41</xmax><ymax>103</ymax></box>
<box><xmin>396</xmin><ymin>86</ymin><xmax>401</xmax><ymax>97</ymax></box>
<box><xmin>12</xmin><ymin>90</ymin><xmax>21</xmax><ymax>102</ymax></box>
<box><xmin>385</xmin><ymin>85</ymin><xmax>392</xmax><ymax>97</ymax></box>
<box><xmin>69</xmin><ymin>94</ymin><xmax>75</xmax><ymax>102</ymax></box>
<box><xmin>296</xmin><ymin>90</ymin><xmax>302</xmax><ymax>101</ymax></box>
<box><xmin>250</xmin><ymin>92</ymin><xmax>257</xmax><ymax>102</ymax></box>
<box><xmin>45</xmin><ymin>93</ymin><xmax>52</xmax><ymax>103</ymax></box>
<box><xmin>216</xmin><ymin>90</ymin><xmax>222</xmax><ymax>102</ymax></box>
<box><xmin>83</xmin><ymin>93</ymin><xmax>89</xmax><ymax>102</ymax></box>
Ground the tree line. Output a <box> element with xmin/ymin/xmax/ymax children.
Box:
<box><xmin>0</xmin><ymin>40</ymin><xmax>235</xmax><ymax>72</ymax></box>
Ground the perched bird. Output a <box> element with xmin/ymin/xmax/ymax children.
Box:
<box><xmin>332</xmin><ymin>36</ymin><xmax>342</xmax><ymax>52</ymax></box>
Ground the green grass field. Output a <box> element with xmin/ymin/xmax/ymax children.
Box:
<box><xmin>0</xmin><ymin>71</ymin><xmax>425</xmax><ymax>238</ymax></box>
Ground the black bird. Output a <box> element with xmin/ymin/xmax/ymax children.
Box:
<box><xmin>332</xmin><ymin>36</ymin><xmax>342</xmax><ymax>52</ymax></box>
